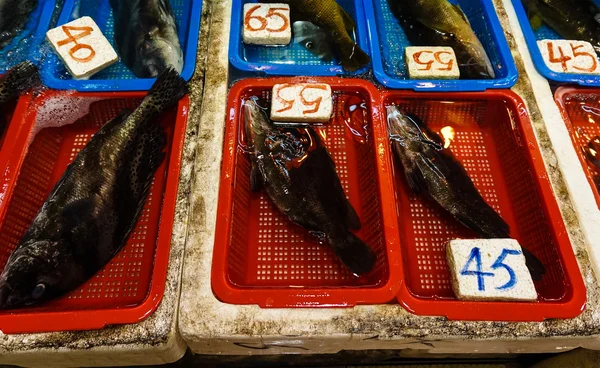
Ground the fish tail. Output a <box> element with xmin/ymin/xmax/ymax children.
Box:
<box><xmin>0</xmin><ymin>61</ymin><xmax>40</xmax><ymax>96</ymax></box>
<box><xmin>329</xmin><ymin>232</ymin><xmax>376</xmax><ymax>275</ymax></box>
<box><xmin>340</xmin><ymin>43</ymin><xmax>370</xmax><ymax>72</ymax></box>
<box><xmin>138</xmin><ymin>67</ymin><xmax>188</xmax><ymax>120</ymax></box>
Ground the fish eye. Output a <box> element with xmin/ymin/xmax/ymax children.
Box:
<box><xmin>32</xmin><ymin>283</ymin><xmax>46</xmax><ymax>299</ymax></box>
<box><xmin>306</xmin><ymin>41</ymin><xmax>313</xmax><ymax>49</ymax></box>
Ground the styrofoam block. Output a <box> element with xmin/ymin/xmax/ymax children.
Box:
<box><xmin>446</xmin><ymin>239</ymin><xmax>537</xmax><ymax>302</ymax></box>
<box><xmin>538</xmin><ymin>39</ymin><xmax>600</xmax><ymax>75</ymax></box>
<box><xmin>405</xmin><ymin>46</ymin><xmax>460</xmax><ymax>79</ymax></box>
<box><xmin>242</xmin><ymin>3</ymin><xmax>291</xmax><ymax>45</ymax></box>
<box><xmin>46</xmin><ymin>16</ymin><xmax>118</xmax><ymax>80</ymax></box>
<box><xmin>271</xmin><ymin>83</ymin><xmax>333</xmax><ymax>123</ymax></box>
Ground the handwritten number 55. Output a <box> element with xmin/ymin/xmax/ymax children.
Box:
<box><xmin>460</xmin><ymin>247</ymin><xmax>521</xmax><ymax>291</ymax></box>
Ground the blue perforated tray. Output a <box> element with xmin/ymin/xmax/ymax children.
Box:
<box><xmin>363</xmin><ymin>0</ymin><xmax>518</xmax><ymax>91</ymax></box>
<box><xmin>41</xmin><ymin>0</ymin><xmax>202</xmax><ymax>91</ymax></box>
<box><xmin>229</xmin><ymin>0</ymin><xmax>371</xmax><ymax>76</ymax></box>
<box><xmin>512</xmin><ymin>0</ymin><xmax>600</xmax><ymax>86</ymax></box>
<box><xmin>0</xmin><ymin>0</ymin><xmax>56</xmax><ymax>73</ymax></box>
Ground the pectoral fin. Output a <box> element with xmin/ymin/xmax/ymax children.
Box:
<box><xmin>250</xmin><ymin>161</ymin><xmax>263</xmax><ymax>192</ymax></box>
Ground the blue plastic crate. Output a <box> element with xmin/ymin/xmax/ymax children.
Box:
<box><xmin>0</xmin><ymin>0</ymin><xmax>56</xmax><ymax>73</ymax></box>
<box><xmin>363</xmin><ymin>0</ymin><xmax>518</xmax><ymax>91</ymax></box>
<box><xmin>512</xmin><ymin>0</ymin><xmax>600</xmax><ymax>86</ymax></box>
<box><xmin>229</xmin><ymin>0</ymin><xmax>371</xmax><ymax>76</ymax></box>
<box><xmin>41</xmin><ymin>0</ymin><xmax>202</xmax><ymax>91</ymax></box>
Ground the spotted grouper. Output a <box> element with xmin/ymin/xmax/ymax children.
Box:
<box><xmin>0</xmin><ymin>61</ymin><xmax>39</xmax><ymax>136</ymax></box>
<box><xmin>0</xmin><ymin>0</ymin><xmax>37</xmax><ymax>49</ymax></box>
<box><xmin>0</xmin><ymin>68</ymin><xmax>188</xmax><ymax>309</ymax></box>
<box><xmin>110</xmin><ymin>0</ymin><xmax>183</xmax><ymax>78</ymax></box>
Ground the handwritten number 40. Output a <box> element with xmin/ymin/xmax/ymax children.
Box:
<box><xmin>460</xmin><ymin>247</ymin><xmax>521</xmax><ymax>292</ymax></box>
<box><xmin>57</xmin><ymin>25</ymin><xmax>96</xmax><ymax>63</ymax></box>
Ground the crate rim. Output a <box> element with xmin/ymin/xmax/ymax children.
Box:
<box><xmin>0</xmin><ymin>91</ymin><xmax>190</xmax><ymax>334</ymax></box>
<box><xmin>40</xmin><ymin>0</ymin><xmax>202</xmax><ymax>91</ymax></box>
<box><xmin>381</xmin><ymin>88</ymin><xmax>586</xmax><ymax>321</ymax></box>
<box><xmin>363</xmin><ymin>0</ymin><xmax>519</xmax><ymax>91</ymax></box>
<box><xmin>228</xmin><ymin>0</ymin><xmax>372</xmax><ymax>76</ymax></box>
<box><xmin>511</xmin><ymin>0</ymin><xmax>600</xmax><ymax>86</ymax></box>
<box><xmin>211</xmin><ymin>77</ymin><xmax>404</xmax><ymax>308</ymax></box>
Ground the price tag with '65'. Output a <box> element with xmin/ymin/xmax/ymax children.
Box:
<box><xmin>447</xmin><ymin>239</ymin><xmax>538</xmax><ymax>302</ymax></box>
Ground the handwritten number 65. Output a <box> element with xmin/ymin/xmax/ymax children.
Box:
<box><xmin>460</xmin><ymin>247</ymin><xmax>521</xmax><ymax>291</ymax></box>
<box><xmin>244</xmin><ymin>5</ymin><xmax>289</xmax><ymax>32</ymax></box>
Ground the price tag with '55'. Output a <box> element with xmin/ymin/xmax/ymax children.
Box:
<box><xmin>447</xmin><ymin>239</ymin><xmax>538</xmax><ymax>302</ymax></box>
<box><xmin>538</xmin><ymin>40</ymin><xmax>600</xmax><ymax>75</ymax></box>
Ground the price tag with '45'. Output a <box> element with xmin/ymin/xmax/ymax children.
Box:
<box><xmin>538</xmin><ymin>40</ymin><xmax>600</xmax><ymax>75</ymax></box>
<box><xmin>446</xmin><ymin>239</ymin><xmax>538</xmax><ymax>302</ymax></box>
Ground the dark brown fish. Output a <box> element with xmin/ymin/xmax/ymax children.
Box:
<box><xmin>0</xmin><ymin>0</ymin><xmax>37</xmax><ymax>49</ymax></box>
<box><xmin>0</xmin><ymin>61</ymin><xmax>39</xmax><ymax>137</ymax></box>
<box><xmin>387</xmin><ymin>106</ymin><xmax>545</xmax><ymax>280</ymax></box>
<box><xmin>0</xmin><ymin>68</ymin><xmax>188</xmax><ymax>309</ymax></box>
<box><xmin>245</xmin><ymin>98</ymin><xmax>376</xmax><ymax>275</ymax></box>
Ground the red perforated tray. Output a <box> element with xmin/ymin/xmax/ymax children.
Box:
<box><xmin>212</xmin><ymin>78</ymin><xmax>403</xmax><ymax>308</ymax></box>
<box><xmin>555</xmin><ymin>87</ymin><xmax>600</xmax><ymax>209</ymax></box>
<box><xmin>384</xmin><ymin>90</ymin><xmax>586</xmax><ymax>321</ymax></box>
<box><xmin>0</xmin><ymin>91</ymin><xmax>189</xmax><ymax>334</ymax></box>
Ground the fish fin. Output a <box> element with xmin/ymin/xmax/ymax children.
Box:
<box><xmin>329</xmin><ymin>232</ymin><xmax>376</xmax><ymax>275</ymax></box>
<box><xmin>137</xmin><ymin>68</ymin><xmax>188</xmax><ymax>120</ymax></box>
<box><xmin>0</xmin><ymin>61</ymin><xmax>40</xmax><ymax>101</ymax></box>
<box><xmin>340</xmin><ymin>44</ymin><xmax>370</xmax><ymax>72</ymax></box>
<box><xmin>403</xmin><ymin>156</ymin><xmax>428</xmax><ymax>194</ymax></box>
<box><xmin>522</xmin><ymin>248</ymin><xmax>546</xmax><ymax>281</ymax></box>
<box><xmin>338</xmin><ymin>4</ymin><xmax>357</xmax><ymax>34</ymax></box>
<box><xmin>250</xmin><ymin>161</ymin><xmax>263</xmax><ymax>192</ymax></box>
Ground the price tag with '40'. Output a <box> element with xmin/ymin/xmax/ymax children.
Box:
<box><xmin>538</xmin><ymin>39</ymin><xmax>600</xmax><ymax>75</ymax></box>
<box><xmin>47</xmin><ymin>16</ymin><xmax>118</xmax><ymax>80</ymax></box>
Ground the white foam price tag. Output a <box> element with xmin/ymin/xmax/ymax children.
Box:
<box><xmin>271</xmin><ymin>83</ymin><xmax>333</xmax><ymax>123</ymax></box>
<box><xmin>538</xmin><ymin>39</ymin><xmax>600</xmax><ymax>75</ymax></box>
<box><xmin>405</xmin><ymin>46</ymin><xmax>460</xmax><ymax>80</ymax></box>
<box><xmin>242</xmin><ymin>3</ymin><xmax>291</xmax><ymax>46</ymax></box>
<box><xmin>447</xmin><ymin>239</ymin><xmax>537</xmax><ymax>302</ymax></box>
<box><xmin>46</xmin><ymin>16</ymin><xmax>118</xmax><ymax>80</ymax></box>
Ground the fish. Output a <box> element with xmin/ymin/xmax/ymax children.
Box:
<box><xmin>586</xmin><ymin>135</ymin><xmax>600</xmax><ymax>170</ymax></box>
<box><xmin>245</xmin><ymin>98</ymin><xmax>376</xmax><ymax>275</ymax></box>
<box><xmin>266</xmin><ymin>0</ymin><xmax>370</xmax><ymax>71</ymax></box>
<box><xmin>523</xmin><ymin>0</ymin><xmax>600</xmax><ymax>52</ymax></box>
<box><xmin>387</xmin><ymin>0</ymin><xmax>495</xmax><ymax>79</ymax></box>
<box><xmin>387</xmin><ymin>106</ymin><xmax>546</xmax><ymax>280</ymax></box>
<box><xmin>110</xmin><ymin>0</ymin><xmax>183</xmax><ymax>78</ymax></box>
<box><xmin>293</xmin><ymin>21</ymin><xmax>334</xmax><ymax>62</ymax></box>
<box><xmin>0</xmin><ymin>0</ymin><xmax>37</xmax><ymax>49</ymax></box>
<box><xmin>0</xmin><ymin>68</ymin><xmax>188</xmax><ymax>309</ymax></box>
<box><xmin>0</xmin><ymin>61</ymin><xmax>39</xmax><ymax>136</ymax></box>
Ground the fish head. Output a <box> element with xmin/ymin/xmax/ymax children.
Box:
<box><xmin>456</xmin><ymin>38</ymin><xmax>496</xmax><ymax>79</ymax></box>
<box><xmin>0</xmin><ymin>241</ymin><xmax>69</xmax><ymax>309</ymax></box>
<box><xmin>135</xmin><ymin>30</ymin><xmax>184</xmax><ymax>78</ymax></box>
<box><xmin>293</xmin><ymin>22</ymin><xmax>335</xmax><ymax>62</ymax></box>
<box><xmin>386</xmin><ymin>106</ymin><xmax>443</xmax><ymax>150</ymax></box>
<box><xmin>243</xmin><ymin>97</ymin><xmax>272</xmax><ymax>145</ymax></box>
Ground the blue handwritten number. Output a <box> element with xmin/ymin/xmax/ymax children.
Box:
<box><xmin>491</xmin><ymin>249</ymin><xmax>521</xmax><ymax>290</ymax></box>
<box><xmin>460</xmin><ymin>247</ymin><xmax>494</xmax><ymax>291</ymax></box>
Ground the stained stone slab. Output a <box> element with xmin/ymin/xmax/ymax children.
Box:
<box><xmin>179</xmin><ymin>0</ymin><xmax>600</xmax><ymax>357</ymax></box>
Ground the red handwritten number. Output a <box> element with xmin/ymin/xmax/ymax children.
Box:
<box><xmin>300</xmin><ymin>85</ymin><xmax>328</xmax><ymax>114</ymax></box>
<box><xmin>56</xmin><ymin>26</ymin><xmax>96</xmax><ymax>63</ymax></box>
<box><xmin>434</xmin><ymin>51</ymin><xmax>454</xmax><ymax>71</ymax></box>
<box><xmin>275</xmin><ymin>85</ymin><xmax>328</xmax><ymax>115</ymax></box>
<box><xmin>413</xmin><ymin>51</ymin><xmax>434</xmax><ymax>71</ymax></box>
<box><xmin>244</xmin><ymin>5</ymin><xmax>289</xmax><ymax>32</ymax></box>
<box><xmin>547</xmin><ymin>42</ymin><xmax>572</xmax><ymax>72</ymax></box>
<box><xmin>413</xmin><ymin>51</ymin><xmax>454</xmax><ymax>71</ymax></box>
<box><xmin>571</xmin><ymin>44</ymin><xmax>598</xmax><ymax>72</ymax></box>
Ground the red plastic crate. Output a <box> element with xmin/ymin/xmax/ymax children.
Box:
<box><xmin>384</xmin><ymin>90</ymin><xmax>586</xmax><ymax>321</ymax></box>
<box><xmin>0</xmin><ymin>91</ymin><xmax>189</xmax><ymax>334</ymax></box>
<box><xmin>555</xmin><ymin>87</ymin><xmax>600</xmax><ymax>209</ymax></box>
<box><xmin>212</xmin><ymin>78</ymin><xmax>403</xmax><ymax>308</ymax></box>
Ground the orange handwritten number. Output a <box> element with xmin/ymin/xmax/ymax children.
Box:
<box><xmin>244</xmin><ymin>5</ymin><xmax>289</xmax><ymax>32</ymax></box>
<box><xmin>571</xmin><ymin>43</ymin><xmax>597</xmax><ymax>72</ymax></box>
<box><xmin>547</xmin><ymin>42</ymin><xmax>571</xmax><ymax>72</ymax></box>
<box><xmin>300</xmin><ymin>85</ymin><xmax>328</xmax><ymax>114</ymax></box>
<box><xmin>434</xmin><ymin>51</ymin><xmax>454</xmax><ymax>71</ymax></box>
<box><xmin>275</xmin><ymin>84</ymin><xmax>296</xmax><ymax>113</ymax></box>
<box><xmin>57</xmin><ymin>26</ymin><xmax>96</xmax><ymax>63</ymax></box>
<box><xmin>413</xmin><ymin>51</ymin><xmax>434</xmax><ymax>71</ymax></box>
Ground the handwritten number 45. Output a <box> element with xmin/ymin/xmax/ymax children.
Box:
<box><xmin>460</xmin><ymin>247</ymin><xmax>521</xmax><ymax>292</ymax></box>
